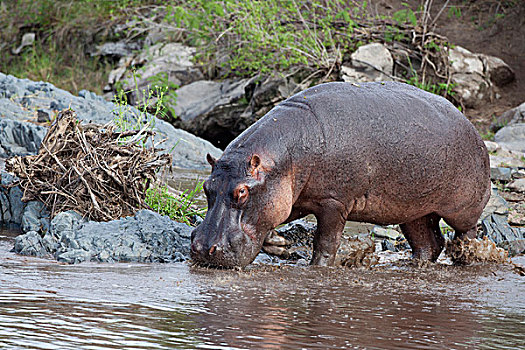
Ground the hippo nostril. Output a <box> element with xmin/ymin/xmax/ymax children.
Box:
<box><xmin>209</xmin><ymin>244</ymin><xmax>217</xmax><ymax>255</ymax></box>
<box><xmin>191</xmin><ymin>242</ymin><xmax>202</xmax><ymax>254</ymax></box>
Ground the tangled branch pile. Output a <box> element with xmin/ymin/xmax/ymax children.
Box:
<box><xmin>6</xmin><ymin>109</ymin><xmax>171</xmax><ymax>221</ymax></box>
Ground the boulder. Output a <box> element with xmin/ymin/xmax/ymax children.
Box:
<box><xmin>107</xmin><ymin>42</ymin><xmax>204</xmax><ymax>98</ymax></box>
<box><xmin>13</xmin><ymin>209</ymin><xmax>193</xmax><ymax>264</ymax></box>
<box><xmin>171</xmin><ymin>78</ymin><xmax>258</xmax><ymax>148</ymax></box>
<box><xmin>480</xmin><ymin>183</ymin><xmax>509</xmax><ymax>222</ymax></box>
<box><xmin>481</xmin><ymin>213</ymin><xmax>525</xmax><ymax>256</ymax></box>
<box><xmin>0</xmin><ymin>119</ymin><xmax>47</xmax><ymax>158</ymax></box>
<box><xmin>448</xmin><ymin>46</ymin><xmax>514</xmax><ymax>108</ymax></box>
<box><xmin>0</xmin><ymin>72</ymin><xmax>221</xmax><ymax>170</ymax></box>
<box><xmin>341</xmin><ymin>43</ymin><xmax>394</xmax><ymax>83</ymax></box>
<box><xmin>494</xmin><ymin>123</ymin><xmax>525</xmax><ymax>153</ymax></box>
<box><xmin>491</xmin><ymin>101</ymin><xmax>525</xmax><ymax>132</ymax></box>
<box><xmin>508</xmin><ymin>178</ymin><xmax>525</xmax><ymax>193</ymax></box>
<box><xmin>91</xmin><ymin>41</ymin><xmax>142</xmax><ymax>59</ymax></box>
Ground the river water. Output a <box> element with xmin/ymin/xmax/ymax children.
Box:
<box><xmin>1</xmin><ymin>168</ymin><xmax>525</xmax><ymax>349</ymax></box>
<box><xmin>1</xmin><ymin>226</ymin><xmax>524</xmax><ymax>350</ymax></box>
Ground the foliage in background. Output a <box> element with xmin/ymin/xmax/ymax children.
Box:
<box><xmin>0</xmin><ymin>0</ymin><xmax>158</xmax><ymax>94</ymax></box>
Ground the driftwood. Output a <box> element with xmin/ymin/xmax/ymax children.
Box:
<box><xmin>6</xmin><ymin>109</ymin><xmax>171</xmax><ymax>221</ymax></box>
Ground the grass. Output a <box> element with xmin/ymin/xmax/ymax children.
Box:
<box><xmin>0</xmin><ymin>0</ymin><xmax>156</xmax><ymax>95</ymax></box>
<box><xmin>146</xmin><ymin>182</ymin><xmax>206</xmax><ymax>226</ymax></box>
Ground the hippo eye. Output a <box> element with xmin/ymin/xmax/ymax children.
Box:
<box><xmin>234</xmin><ymin>185</ymin><xmax>249</xmax><ymax>205</ymax></box>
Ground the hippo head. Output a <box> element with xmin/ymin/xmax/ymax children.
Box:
<box><xmin>191</xmin><ymin>152</ymin><xmax>292</xmax><ymax>268</ymax></box>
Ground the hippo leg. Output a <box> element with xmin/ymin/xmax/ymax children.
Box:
<box><xmin>400</xmin><ymin>213</ymin><xmax>444</xmax><ymax>261</ymax></box>
<box><xmin>311</xmin><ymin>202</ymin><xmax>346</xmax><ymax>266</ymax></box>
<box><xmin>440</xmin><ymin>207</ymin><xmax>482</xmax><ymax>241</ymax></box>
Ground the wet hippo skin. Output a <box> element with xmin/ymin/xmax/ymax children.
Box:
<box><xmin>190</xmin><ymin>81</ymin><xmax>491</xmax><ymax>268</ymax></box>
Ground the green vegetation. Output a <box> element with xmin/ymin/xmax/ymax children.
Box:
<box><xmin>112</xmin><ymin>77</ymin><xmax>204</xmax><ymax>225</ymax></box>
<box><xmin>146</xmin><ymin>182</ymin><xmax>206</xmax><ymax>226</ymax></box>
<box><xmin>0</xmin><ymin>0</ymin><xmax>156</xmax><ymax>94</ymax></box>
<box><xmin>481</xmin><ymin>130</ymin><xmax>495</xmax><ymax>141</ymax></box>
<box><xmin>161</xmin><ymin>0</ymin><xmax>369</xmax><ymax>75</ymax></box>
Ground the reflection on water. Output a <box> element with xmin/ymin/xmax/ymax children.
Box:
<box><xmin>1</xmin><ymin>227</ymin><xmax>524</xmax><ymax>349</ymax></box>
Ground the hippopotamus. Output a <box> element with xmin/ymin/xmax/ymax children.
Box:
<box><xmin>190</xmin><ymin>81</ymin><xmax>491</xmax><ymax>268</ymax></box>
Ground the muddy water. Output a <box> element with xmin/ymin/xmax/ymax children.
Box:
<box><xmin>1</xmin><ymin>226</ymin><xmax>524</xmax><ymax>350</ymax></box>
<box><xmin>1</xmin><ymin>168</ymin><xmax>524</xmax><ymax>349</ymax></box>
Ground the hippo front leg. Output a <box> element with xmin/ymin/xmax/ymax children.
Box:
<box><xmin>311</xmin><ymin>201</ymin><xmax>347</xmax><ymax>266</ymax></box>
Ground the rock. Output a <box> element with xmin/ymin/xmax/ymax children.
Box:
<box><xmin>171</xmin><ymin>78</ymin><xmax>257</xmax><ymax>148</ymax></box>
<box><xmin>110</xmin><ymin>42</ymin><xmax>204</xmax><ymax>100</ymax></box>
<box><xmin>12</xmin><ymin>209</ymin><xmax>193</xmax><ymax>263</ymax></box>
<box><xmin>448</xmin><ymin>46</ymin><xmax>514</xmax><ymax>108</ymax></box>
<box><xmin>341</xmin><ymin>43</ymin><xmax>394</xmax><ymax>83</ymax></box>
<box><xmin>371</xmin><ymin>225</ymin><xmax>401</xmax><ymax>240</ymax></box>
<box><xmin>0</xmin><ymin>72</ymin><xmax>221</xmax><ymax>170</ymax></box>
<box><xmin>481</xmin><ymin>213</ymin><xmax>523</xmax><ymax>256</ymax></box>
<box><xmin>484</xmin><ymin>140</ymin><xmax>500</xmax><ymax>153</ymax></box>
<box><xmin>13</xmin><ymin>231</ymin><xmax>49</xmax><ymax>257</ymax></box>
<box><xmin>500</xmin><ymin>239</ymin><xmax>525</xmax><ymax>256</ymax></box>
<box><xmin>479</xmin><ymin>183</ymin><xmax>509</xmax><ymax>221</ymax></box>
<box><xmin>490</xmin><ymin>167</ymin><xmax>513</xmax><ymax>182</ymax></box>
<box><xmin>91</xmin><ymin>41</ymin><xmax>142</xmax><ymax>59</ymax></box>
<box><xmin>12</xmin><ymin>33</ymin><xmax>35</xmax><ymax>55</ymax></box>
<box><xmin>508</xmin><ymin>178</ymin><xmax>525</xmax><ymax>193</ymax></box>
<box><xmin>0</xmin><ymin>119</ymin><xmax>47</xmax><ymax>158</ymax></box>
<box><xmin>478</xmin><ymin>54</ymin><xmax>515</xmax><ymax>87</ymax></box>
<box><xmin>489</xmin><ymin>155</ymin><xmax>524</xmax><ymax>169</ymax></box>
<box><xmin>494</xmin><ymin>123</ymin><xmax>525</xmax><ymax>153</ymax></box>
<box><xmin>491</xmin><ymin>102</ymin><xmax>525</xmax><ymax>132</ymax></box>
<box><xmin>21</xmin><ymin>201</ymin><xmax>49</xmax><ymax>232</ymax></box>
<box><xmin>36</xmin><ymin>109</ymin><xmax>50</xmax><ymax>123</ymax></box>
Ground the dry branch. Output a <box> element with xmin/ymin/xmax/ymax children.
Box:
<box><xmin>6</xmin><ymin>109</ymin><xmax>171</xmax><ymax>221</ymax></box>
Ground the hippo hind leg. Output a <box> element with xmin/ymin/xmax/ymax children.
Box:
<box><xmin>400</xmin><ymin>213</ymin><xmax>444</xmax><ymax>262</ymax></box>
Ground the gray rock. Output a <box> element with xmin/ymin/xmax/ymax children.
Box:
<box><xmin>91</xmin><ymin>41</ymin><xmax>142</xmax><ymax>58</ymax></box>
<box><xmin>478</xmin><ymin>54</ymin><xmax>515</xmax><ymax>87</ymax></box>
<box><xmin>0</xmin><ymin>72</ymin><xmax>221</xmax><ymax>170</ymax></box>
<box><xmin>12</xmin><ymin>209</ymin><xmax>193</xmax><ymax>264</ymax></box>
<box><xmin>480</xmin><ymin>183</ymin><xmax>509</xmax><ymax>221</ymax></box>
<box><xmin>489</xmin><ymin>154</ymin><xmax>524</xmax><ymax>168</ymax></box>
<box><xmin>481</xmin><ymin>213</ymin><xmax>523</xmax><ymax>256</ymax></box>
<box><xmin>494</xmin><ymin>123</ymin><xmax>525</xmax><ymax>153</ymax></box>
<box><xmin>490</xmin><ymin>167</ymin><xmax>513</xmax><ymax>182</ymax></box>
<box><xmin>491</xmin><ymin>101</ymin><xmax>525</xmax><ymax>131</ymax></box>
<box><xmin>341</xmin><ymin>43</ymin><xmax>394</xmax><ymax>83</ymax></box>
<box><xmin>448</xmin><ymin>46</ymin><xmax>513</xmax><ymax>108</ymax></box>
<box><xmin>484</xmin><ymin>140</ymin><xmax>500</xmax><ymax>153</ymax></box>
<box><xmin>507</xmin><ymin>178</ymin><xmax>525</xmax><ymax>193</ymax></box>
<box><xmin>171</xmin><ymin>78</ymin><xmax>257</xmax><ymax>148</ymax></box>
<box><xmin>21</xmin><ymin>201</ymin><xmax>49</xmax><ymax>232</ymax></box>
<box><xmin>0</xmin><ymin>119</ymin><xmax>47</xmax><ymax>158</ymax></box>
<box><xmin>173</xmin><ymin>79</ymin><xmax>250</xmax><ymax>122</ymax></box>
<box><xmin>371</xmin><ymin>225</ymin><xmax>401</xmax><ymax>240</ymax></box>
<box><xmin>12</xmin><ymin>33</ymin><xmax>35</xmax><ymax>55</ymax></box>
<box><xmin>14</xmin><ymin>231</ymin><xmax>48</xmax><ymax>257</ymax></box>
<box><xmin>109</xmin><ymin>42</ymin><xmax>204</xmax><ymax>100</ymax></box>
<box><xmin>499</xmin><ymin>239</ymin><xmax>525</xmax><ymax>256</ymax></box>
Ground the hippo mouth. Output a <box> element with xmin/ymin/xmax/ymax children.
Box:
<box><xmin>190</xmin><ymin>225</ymin><xmax>264</xmax><ymax>268</ymax></box>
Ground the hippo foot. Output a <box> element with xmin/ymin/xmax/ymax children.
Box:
<box><xmin>262</xmin><ymin>230</ymin><xmax>290</xmax><ymax>257</ymax></box>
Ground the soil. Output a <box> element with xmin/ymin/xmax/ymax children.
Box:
<box><xmin>378</xmin><ymin>0</ymin><xmax>525</xmax><ymax>130</ymax></box>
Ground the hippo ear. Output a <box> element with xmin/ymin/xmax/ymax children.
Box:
<box><xmin>206</xmin><ymin>153</ymin><xmax>217</xmax><ymax>168</ymax></box>
<box><xmin>248</xmin><ymin>154</ymin><xmax>262</xmax><ymax>179</ymax></box>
